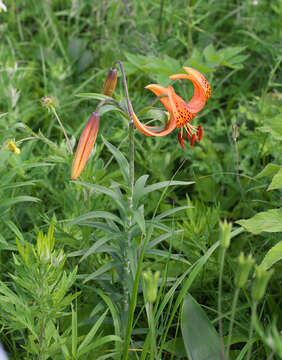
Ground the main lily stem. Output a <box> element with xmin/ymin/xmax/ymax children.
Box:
<box><xmin>129</xmin><ymin>121</ymin><xmax>135</xmax><ymax>213</ymax></box>
<box><xmin>114</xmin><ymin>60</ymin><xmax>136</xmax><ymax>334</ymax></box>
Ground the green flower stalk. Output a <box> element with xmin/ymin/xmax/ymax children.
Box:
<box><xmin>226</xmin><ymin>253</ymin><xmax>254</xmax><ymax>360</ymax></box>
<box><xmin>143</xmin><ymin>269</ymin><xmax>160</xmax><ymax>303</ymax></box>
<box><xmin>219</xmin><ymin>220</ymin><xmax>232</xmax><ymax>249</ymax></box>
<box><xmin>252</xmin><ymin>265</ymin><xmax>274</xmax><ymax>301</ymax></box>
<box><xmin>235</xmin><ymin>253</ymin><xmax>254</xmax><ymax>288</ymax></box>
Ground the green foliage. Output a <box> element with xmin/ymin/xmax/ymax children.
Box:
<box><xmin>0</xmin><ymin>222</ymin><xmax>79</xmax><ymax>359</ymax></box>
<box><xmin>0</xmin><ymin>0</ymin><xmax>281</xmax><ymax>359</ymax></box>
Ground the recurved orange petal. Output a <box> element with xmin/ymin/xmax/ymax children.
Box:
<box><xmin>71</xmin><ymin>112</ymin><xmax>100</xmax><ymax>180</ymax></box>
<box><xmin>145</xmin><ymin>84</ymin><xmax>172</xmax><ymax>112</ymax></box>
<box><xmin>131</xmin><ymin>108</ymin><xmax>176</xmax><ymax>137</ymax></box>
<box><xmin>170</xmin><ymin>67</ymin><xmax>211</xmax><ymax>113</ymax></box>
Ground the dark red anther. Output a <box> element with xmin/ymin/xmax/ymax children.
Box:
<box><xmin>186</xmin><ymin>132</ymin><xmax>191</xmax><ymax>140</ymax></box>
<box><xmin>190</xmin><ymin>134</ymin><xmax>196</xmax><ymax>146</ymax></box>
<box><xmin>197</xmin><ymin>125</ymin><xmax>203</xmax><ymax>142</ymax></box>
<box><xmin>177</xmin><ymin>132</ymin><xmax>184</xmax><ymax>149</ymax></box>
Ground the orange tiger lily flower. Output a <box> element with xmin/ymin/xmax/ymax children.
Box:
<box><xmin>131</xmin><ymin>67</ymin><xmax>211</xmax><ymax>148</ymax></box>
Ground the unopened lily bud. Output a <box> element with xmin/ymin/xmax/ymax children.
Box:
<box><xmin>219</xmin><ymin>220</ymin><xmax>232</xmax><ymax>249</ymax></box>
<box><xmin>143</xmin><ymin>269</ymin><xmax>160</xmax><ymax>303</ymax></box>
<box><xmin>235</xmin><ymin>253</ymin><xmax>254</xmax><ymax>288</ymax></box>
<box><xmin>252</xmin><ymin>265</ymin><xmax>274</xmax><ymax>301</ymax></box>
<box><xmin>71</xmin><ymin>112</ymin><xmax>100</xmax><ymax>180</ymax></box>
<box><xmin>102</xmin><ymin>68</ymin><xmax>117</xmax><ymax>97</ymax></box>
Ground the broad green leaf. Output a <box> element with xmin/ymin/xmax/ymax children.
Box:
<box><xmin>260</xmin><ymin>241</ymin><xmax>282</xmax><ymax>270</ymax></box>
<box><xmin>237</xmin><ymin>208</ymin><xmax>282</xmax><ymax>234</ymax></box>
<box><xmin>268</xmin><ymin>168</ymin><xmax>282</xmax><ymax>190</ymax></box>
<box><xmin>181</xmin><ymin>293</ymin><xmax>221</xmax><ymax>360</ymax></box>
<box><xmin>102</xmin><ymin>136</ymin><xmax>130</xmax><ymax>186</ymax></box>
<box><xmin>78</xmin><ymin>50</ymin><xmax>93</xmax><ymax>73</ymax></box>
<box><xmin>258</xmin><ymin>114</ymin><xmax>282</xmax><ymax>141</ymax></box>
<box><xmin>256</xmin><ymin>164</ymin><xmax>281</xmax><ymax>179</ymax></box>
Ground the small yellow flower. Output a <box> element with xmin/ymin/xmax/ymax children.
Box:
<box><xmin>6</xmin><ymin>140</ymin><xmax>21</xmax><ymax>154</ymax></box>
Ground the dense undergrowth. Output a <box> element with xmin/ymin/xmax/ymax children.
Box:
<box><xmin>0</xmin><ymin>0</ymin><xmax>281</xmax><ymax>359</ymax></box>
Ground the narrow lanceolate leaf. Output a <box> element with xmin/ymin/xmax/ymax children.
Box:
<box><xmin>72</xmin><ymin>181</ymin><xmax>128</xmax><ymax>217</ymax></box>
<box><xmin>181</xmin><ymin>294</ymin><xmax>221</xmax><ymax>360</ymax></box>
<box><xmin>132</xmin><ymin>205</ymin><xmax>146</xmax><ymax>234</ymax></box>
<box><xmin>102</xmin><ymin>136</ymin><xmax>130</xmax><ymax>187</ymax></box>
<box><xmin>237</xmin><ymin>208</ymin><xmax>282</xmax><ymax>234</ymax></box>
<box><xmin>143</xmin><ymin>180</ymin><xmax>194</xmax><ymax>195</ymax></box>
<box><xmin>76</xmin><ymin>92</ymin><xmax>110</xmax><ymax>101</ymax></box>
<box><xmin>69</xmin><ymin>211</ymin><xmax>123</xmax><ymax>226</ymax></box>
<box><xmin>0</xmin><ymin>196</ymin><xmax>41</xmax><ymax>213</ymax></box>
<box><xmin>155</xmin><ymin>205</ymin><xmax>191</xmax><ymax>220</ymax></box>
<box><xmin>134</xmin><ymin>180</ymin><xmax>194</xmax><ymax>206</ymax></box>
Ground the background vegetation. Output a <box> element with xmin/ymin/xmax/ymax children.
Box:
<box><xmin>0</xmin><ymin>0</ymin><xmax>281</xmax><ymax>359</ymax></box>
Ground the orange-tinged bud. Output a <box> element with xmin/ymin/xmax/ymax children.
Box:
<box><xmin>102</xmin><ymin>68</ymin><xmax>117</xmax><ymax>97</ymax></box>
<box><xmin>71</xmin><ymin>112</ymin><xmax>100</xmax><ymax>180</ymax></box>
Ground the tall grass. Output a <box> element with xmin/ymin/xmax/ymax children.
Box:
<box><xmin>0</xmin><ymin>0</ymin><xmax>281</xmax><ymax>359</ymax></box>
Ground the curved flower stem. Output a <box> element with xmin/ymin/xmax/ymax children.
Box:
<box><xmin>246</xmin><ymin>301</ymin><xmax>258</xmax><ymax>360</ymax></box>
<box><xmin>114</xmin><ymin>60</ymin><xmax>134</xmax><ymax>123</ymax></box>
<box><xmin>218</xmin><ymin>247</ymin><xmax>226</xmax><ymax>360</ymax></box>
<box><xmin>226</xmin><ymin>287</ymin><xmax>240</xmax><ymax>360</ymax></box>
